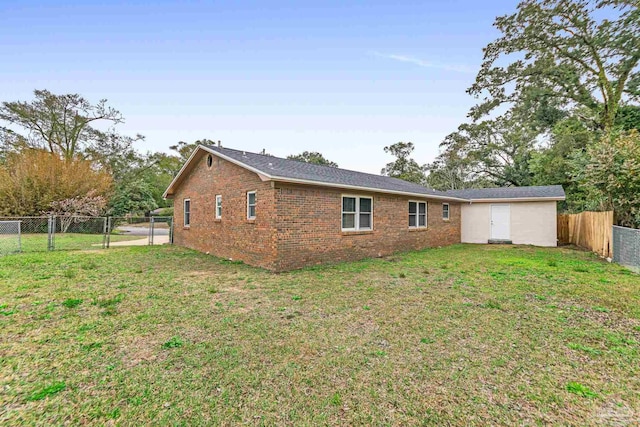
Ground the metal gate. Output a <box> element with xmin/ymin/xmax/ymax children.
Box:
<box><xmin>612</xmin><ymin>225</ymin><xmax>640</xmax><ymax>270</ymax></box>
<box><xmin>0</xmin><ymin>215</ymin><xmax>174</xmax><ymax>253</ymax></box>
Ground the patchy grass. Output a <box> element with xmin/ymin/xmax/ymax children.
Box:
<box><xmin>61</xmin><ymin>298</ymin><xmax>83</xmax><ymax>309</ymax></box>
<box><xmin>567</xmin><ymin>382</ymin><xmax>599</xmax><ymax>399</ymax></box>
<box><xmin>0</xmin><ymin>244</ymin><xmax>639</xmax><ymax>425</ymax></box>
<box><xmin>161</xmin><ymin>336</ymin><xmax>184</xmax><ymax>349</ymax></box>
<box><xmin>27</xmin><ymin>382</ymin><xmax>66</xmax><ymax>401</ymax></box>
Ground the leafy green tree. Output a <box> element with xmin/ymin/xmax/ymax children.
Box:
<box><xmin>615</xmin><ymin>105</ymin><xmax>640</xmax><ymax>131</ymax></box>
<box><xmin>380</xmin><ymin>142</ymin><xmax>427</xmax><ymax>184</ymax></box>
<box><xmin>86</xmin><ymin>131</ymin><xmax>145</xmax><ymax>182</ymax></box>
<box><xmin>572</xmin><ymin>130</ymin><xmax>640</xmax><ymax>227</ymax></box>
<box><xmin>530</xmin><ymin>116</ymin><xmax>594</xmax><ymax>211</ymax></box>
<box><xmin>0</xmin><ymin>89</ymin><xmax>142</xmax><ymax>160</ymax></box>
<box><xmin>287</xmin><ymin>151</ymin><xmax>338</xmax><ymax>167</ymax></box>
<box><xmin>139</xmin><ymin>152</ymin><xmax>183</xmax><ymax>208</ymax></box>
<box><xmin>436</xmin><ymin>116</ymin><xmax>536</xmax><ymax>187</ymax></box>
<box><xmin>0</xmin><ymin>126</ymin><xmax>28</xmax><ymax>163</ymax></box>
<box><xmin>170</xmin><ymin>140</ymin><xmax>213</xmax><ymax>163</ymax></box>
<box><xmin>104</xmin><ymin>150</ymin><xmax>182</xmax><ymax>210</ymax></box>
<box><xmin>425</xmin><ymin>152</ymin><xmax>492</xmax><ymax>191</ymax></box>
<box><xmin>468</xmin><ymin>0</ymin><xmax>640</xmax><ymax>132</ymax></box>
<box><xmin>108</xmin><ymin>179</ymin><xmax>158</xmax><ymax>216</ymax></box>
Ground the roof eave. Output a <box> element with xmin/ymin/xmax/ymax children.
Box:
<box><xmin>271</xmin><ymin>177</ymin><xmax>469</xmax><ymax>202</ymax></box>
<box><xmin>467</xmin><ymin>196</ymin><xmax>566</xmax><ymax>203</ymax></box>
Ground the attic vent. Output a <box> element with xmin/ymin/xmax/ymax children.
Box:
<box><xmin>268</xmin><ymin>162</ymin><xmax>273</xmax><ymax>167</ymax></box>
<box><xmin>206</xmin><ymin>154</ymin><xmax>213</xmax><ymax>168</ymax></box>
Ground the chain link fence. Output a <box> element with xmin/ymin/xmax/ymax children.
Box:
<box><xmin>107</xmin><ymin>216</ymin><xmax>173</xmax><ymax>248</ymax></box>
<box><xmin>0</xmin><ymin>220</ymin><xmax>22</xmax><ymax>255</ymax></box>
<box><xmin>0</xmin><ymin>217</ymin><xmax>53</xmax><ymax>253</ymax></box>
<box><xmin>613</xmin><ymin>225</ymin><xmax>640</xmax><ymax>271</ymax></box>
<box><xmin>0</xmin><ymin>216</ymin><xmax>173</xmax><ymax>255</ymax></box>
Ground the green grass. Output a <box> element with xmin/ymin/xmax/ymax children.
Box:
<box><xmin>161</xmin><ymin>336</ymin><xmax>184</xmax><ymax>349</ymax></box>
<box><xmin>566</xmin><ymin>382</ymin><xmax>599</xmax><ymax>398</ymax></box>
<box><xmin>12</xmin><ymin>233</ymin><xmax>145</xmax><ymax>253</ymax></box>
<box><xmin>27</xmin><ymin>382</ymin><xmax>67</xmax><ymax>401</ymax></box>
<box><xmin>1</xmin><ymin>244</ymin><xmax>639</xmax><ymax>425</ymax></box>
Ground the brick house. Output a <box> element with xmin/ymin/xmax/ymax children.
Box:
<box><xmin>164</xmin><ymin>145</ymin><xmax>565</xmax><ymax>271</ymax></box>
<box><xmin>163</xmin><ymin>145</ymin><xmax>469</xmax><ymax>271</ymax></box>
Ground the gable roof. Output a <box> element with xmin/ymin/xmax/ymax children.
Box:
<box><xmin>163</xmin><ymin>145</ymin><xmax>468</xmax><ymax>201</ymax></box>
<box><xmin>163</xmin><ymin>145</ymin><xmax>566</xmax><ymax>203</ymax></box>
<box><xmin>445</xmin><ymin>185</ymin><xmax>566</xmax><ymax>201</ymax></box>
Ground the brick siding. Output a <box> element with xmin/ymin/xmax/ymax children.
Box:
<box><xmin>172</xmin><ymin>153</ymin><xmax>461</xmax><ymax>271</ymax></box>
<box><xmin>172</xmin><ymin>151</ymin><xmax>278</xmax><ymax>270</ymax></box>
<box><xmin>274</xmin><ymin>184</ymin><xmax>460</xmax><ymax>270</ymax></box>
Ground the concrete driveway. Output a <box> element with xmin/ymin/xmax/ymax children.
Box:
<box><xmin>115</xmin><ymin>225</ymin><xmax>170</xmax><ymax>236</ymax></box>
<box><xmin>108</xmin><ymin>224</ymin><xmax>170</xmax><ymax>246</ymax></box>
<box><xmin>109</xmin><ymin>235</ymin><xmax>170</xmax><ymax>246</ymax></box>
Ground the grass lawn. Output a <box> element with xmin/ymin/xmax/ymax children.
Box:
<box><xmin>1</xmin><ymin>244</ymin><xmax>639</xmax><ymax>425</ymax></box>
<box><xmin>5</xmin><ymin>233</ymin><xmax>149</xmax><ymax>253</ymax></box>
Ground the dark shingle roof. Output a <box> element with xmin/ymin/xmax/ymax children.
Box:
<box><xmin>205</xmin><ymin>145</ymin><xmax>461</xmax><ymax>199</ymax></box>
<box><xmin>445</xmin><ymin>185</ymin><xmax>565</xmax><ymax>200</ymax></box>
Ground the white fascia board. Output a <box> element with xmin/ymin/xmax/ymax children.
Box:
<box><xmin>467</xmin><ymin>196</ymin><xmax>565</xmax><ymax>203</ymax></box>
<box><xmin>271</xmin><ymin>177</ymin><xmax>470</xmax><ymax>202</ymax></box>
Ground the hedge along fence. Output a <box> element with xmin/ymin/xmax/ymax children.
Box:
<box><xmin>557</xmin><ymin>211</ymin><xmax>613</xmax><ymax>258</ymax></box>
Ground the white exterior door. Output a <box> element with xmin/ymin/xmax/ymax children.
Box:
<box><xmin>491</xmin><ymin>204</ymin><xmax>511</xmax><ymax>240</ymax></box>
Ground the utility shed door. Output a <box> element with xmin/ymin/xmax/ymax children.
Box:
<box><xmin>491</xmin><ymin>204</ymin><xmax>511</xmax><ymax>240</ymax></box>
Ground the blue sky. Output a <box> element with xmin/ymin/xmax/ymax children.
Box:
<box><xmin>0</xmin><ymin>0</ymin><xmax>515</xmax><ymax>173</ymax></box>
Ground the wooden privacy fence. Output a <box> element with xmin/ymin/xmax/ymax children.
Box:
<box><xmin>557</xmin><ymin>211</ymin><xmax>613</xmax><ymax>258</ymax></box>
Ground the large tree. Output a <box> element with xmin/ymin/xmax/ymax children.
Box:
<box><xmin>380</xmin><ymin>142</ymin><xmax>427</xmax><ymax>184</ymax></box>
<box><xmin>529</xmin><ymin>115</ymin><xmax>594</xmax><ymax>210</ymax></box>
<box><xmin>0</xmin><ymin>90</ymin><xmax>142</xmax><ymax>161</ymax></box>
<box><xmin>287</xmin><ymin>151</ymin><xmax>338</xmax><ymax>167</ymax></box>
<box><xmin>425</xmin><ymin>153</ymin><xmax>494</xmax><ymax>191</ymax></box>
<box><xmin>469</xmin><ymin>0</ymin><xmax>640</xmax><ymax>132</ymax></box>
<box><xmin>572</xmin><ymin>130</ymin><xmax>640</xmax><ymax>227</ymax></box>
<box><xmin>433</xmin><ymin>115</ymin><xmax>537</xmax><ymax>187</ymax></box>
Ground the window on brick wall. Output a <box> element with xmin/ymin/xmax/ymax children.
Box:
<box><xmin>409</xmin><ymin>201</ymin><xmax>427</xmax><ymax>228</ymax></box>
<box><xmin>184</xmin><ymin>199</ymin><xmax>191</xmax><ymax>227</ymax></box>
<box><xmin>342</xmin><ymin>196</ymin><xmax>373</xmax><ymax>231</ymax></box>
<box><xmin>247</xmin><ymin>191</ymin><xmax>256</xmax><ymax>219</ymax></box>
<box><xmin>442</xmin><ymin>203</ymin><xmax>450</xmax><ymax>220</ymax></box>
<box><xmin>215</xmin><ymin>195</ymin><xmax>222</xmax><ymax>219</ymax></box>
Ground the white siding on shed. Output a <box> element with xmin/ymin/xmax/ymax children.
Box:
<box><xmin>461</xmin><ymin>201</ymin><xmax>558</xmax><ymax>247</ymax></box>
<box><xmin>461</xmin><ymin>203</ymin><xmax>491</xmax><ymax>244</ymax></box>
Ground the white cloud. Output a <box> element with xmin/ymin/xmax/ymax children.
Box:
<box><xmin>371</xmin><ymin>51</ymin><xmax>474</xmax><ymax>74</ymax></box>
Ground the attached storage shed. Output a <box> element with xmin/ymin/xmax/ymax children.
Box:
<box><xmin>446</xmin><ymin>186</ymin><xmax>566</xmax><ymax>247</ymax></box>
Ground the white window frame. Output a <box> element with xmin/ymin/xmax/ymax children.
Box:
<box><xmin>183</xmin><ymin>198</ymin><xmax>191</xmax><ymax>227</ymax></box>
<box><xmin>247</xmin><ymin>191</ymin><xmax>256</xmax><ymax>220</ymax></box>
<box><xmin>215</xmin><ymin>195</ymin><xmax>222</xmax><ymax>219</ymax></box>
<box><xmin>341</xmin><ymin>195</ymin><xmax>373</xmax><ymax>231</ymax></box>
<box><xmin>408</xmin><ymin>200</ymin><xmax>427</xmax><ymax>229</ymax></box>
<box><xmin>442</xmin><ymin>203</ymin><xmax>450</xmax><ymax>221</ymax></box>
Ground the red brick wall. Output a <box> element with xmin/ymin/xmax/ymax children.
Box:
<box><xmin>171</xmin><ymin>153</ymin><xmax>461</xmax><ymax>271</ymax></box>
<box><xmin>172</xmin><ymin>151</ymin><xmax>278</xmax><ymax>269</ymax></box>
<box><xmin>273</xmin><ymin>184</ymin><xmax>461</xmax><ymax>270</ymax></box>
